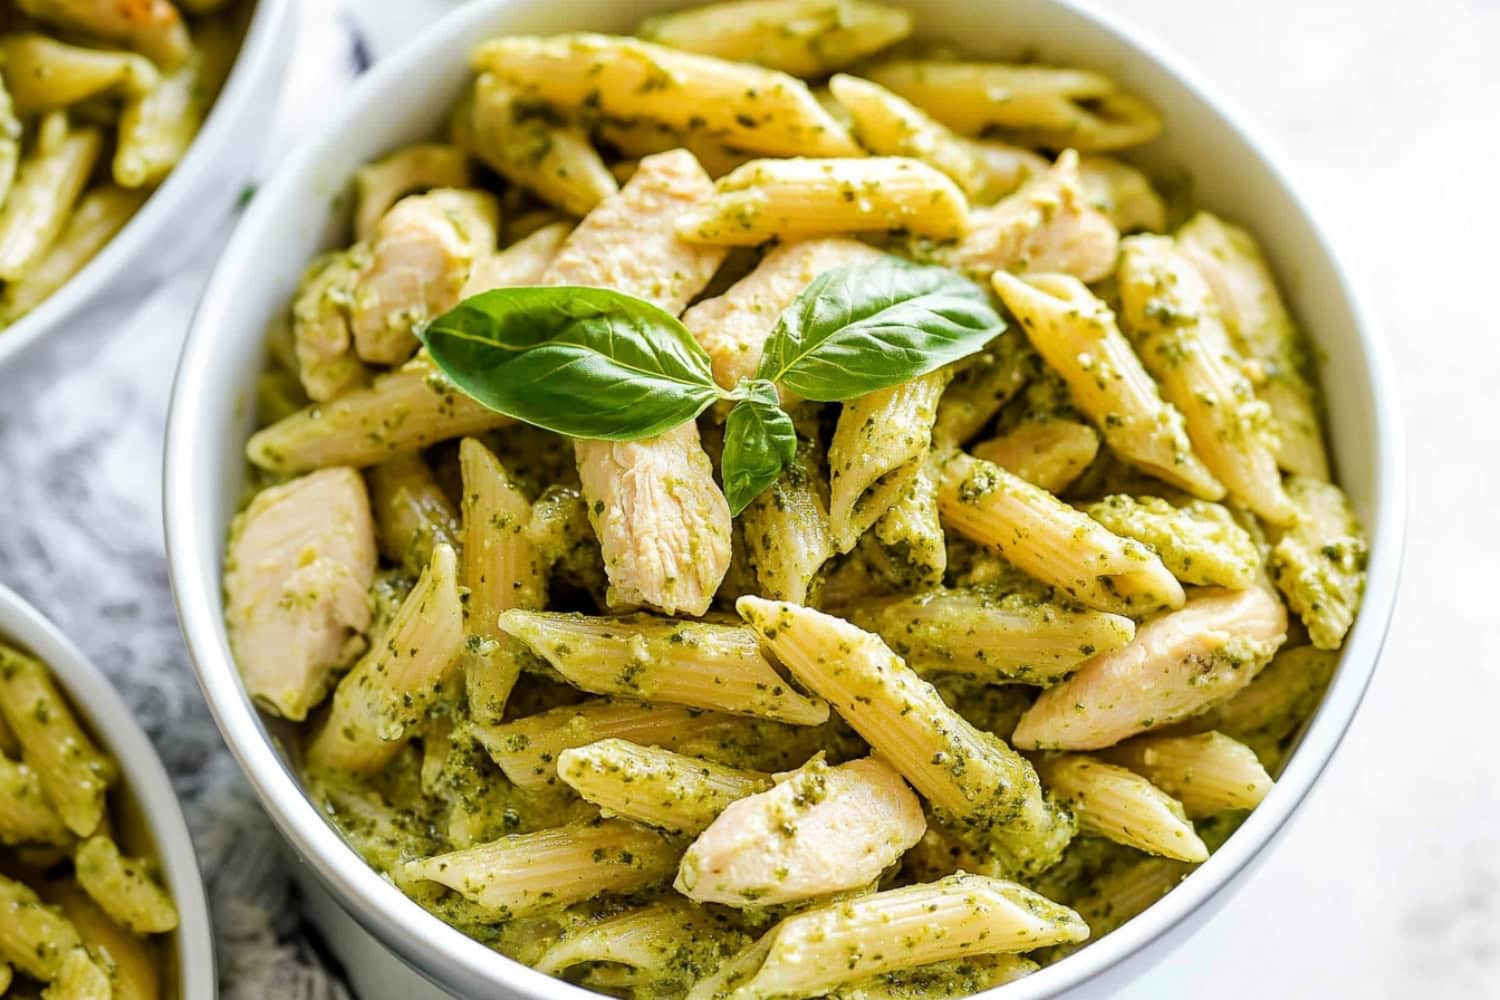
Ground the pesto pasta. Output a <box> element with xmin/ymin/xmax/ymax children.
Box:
<box><xmin>226</xmin><ymin>2</ymin><xmax>1368</xmax><ymax>996</ymax></box>
<box><xmin>0</xmin><ymin>0</ymin><xmax>246</xmax><ymax>328</ymax></box>
<box><xmin>0</xmin><ymin>640</ymin><xmax>179</xmax><ymax>998</ymax></box>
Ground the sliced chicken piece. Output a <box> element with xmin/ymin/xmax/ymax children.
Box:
<box><xmin>292</xmin><ymin>246</ymin><xmax>370</xmax><ymax>402</ymax></box>
<box><xmin>548</xmin><ymin>150</ymin><xmax>731</xmax><ymax>615</ymax></box>
<box><xmin>677</xmin><ymin>756</ymin><xmax>925</xmax><ymax>906</ymax></box>
<box><xmin>350</xmin><ymin>188</ymin><xmax>498</xmax><ymax>366</ymax></box>
<box><xmin>682</xmin><ymin>237</ymin><xmax>883</xmax><ymax>395</ymax></box>
<box><xmin>575</xmin><ymin>421</ymin><xmax>732</xmax><ymax>616</ymax></box>
<box><xmin>946</xmin><ymin>149</ymin><xmax>1118</xmax><ymax>282</ymax></box>
<box><xmin>18</xmin><ymin>0</ymin><xmax>189</xmax><ymax>66</ymax></box>
<box><xmin>459</xmin><ymin>221</ymin><xmax>569</xmax><ymax>299</ymax></box>
<box><xmin>1012</xmin><ymin>587</ymin><xmax>1288</xmax><ymax>751</ymax></box>
<box><xmin>225</xmin><ymin>467</ymin><xmax>377</xmax><ymax>721</ymax></box>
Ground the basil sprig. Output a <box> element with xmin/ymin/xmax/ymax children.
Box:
<box><xmin>421</xmin><ymin>255</ymin><xmax>1005</xmax><ymax>515</ymax></box>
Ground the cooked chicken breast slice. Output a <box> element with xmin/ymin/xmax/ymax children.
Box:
<box><xmin>676</xmin><ymin>755</ymin><xmax>925</xmax><ymax>907</ymax></box>
<box><xmin>224</xmin><ymin>467</ymin><xmax>377</xmax><ymax>721</ymax></box>
<box><xmin>351</xmin><ymin>188</ymin><xmax>498</xmax><ymax>365</ymax></box>
<box><xmin>1012</xmin><ymin>586</ymin><xmax>1287</xmax><ymax>751</ymax></box>
<box><xmin>549</xmin><ymin>150</ymin><xmax>732</xmax><ymax>615</ymax></box>
<box><xmin>292</xmin><ymin>246</ymin><xmax>370</xmax><ymax>402</ymax></box>
<box><xmin>19</xmin><ymin>0</ymin><xmax>189</xmax><ymax>66</ymax></box>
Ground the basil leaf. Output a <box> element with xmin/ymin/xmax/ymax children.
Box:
<box><xmin>757</xmin><ymin>256</ymin><xmax>1005</xmax><ymax>401</ymax></box>
<box><xmin>421</xmin><ymin>286</ymin><xmax>724</xmax><ymax>440</ymax></box>
<box><xmin>721</xmin><ymin>379</ymin><xmax>797</xmax><ymax>516</ymax></box>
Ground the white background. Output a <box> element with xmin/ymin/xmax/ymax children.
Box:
<box><xmin>339</xmin><ymin>1</ymin><xmax>1500</xmax><ymax>994</ymax></box>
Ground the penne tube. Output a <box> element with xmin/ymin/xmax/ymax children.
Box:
<box><xmin>1065</xmin><ymin>854</ymin><xmax>1191</xmax><ymax>947</ymax></box>
<box><xmin>556</xmin><ymin>739</ymin><xmax>771</xmax><ymax>835</ymax></box>
<box><xmin>459</xmin><ymin>437</ymin><xmax>544</xmax><ymax>658</ymax></box>
<box><xmin>247</xmin><ymin>362</ymin><xmax>513</xmax><ymax>472</ymax></box>
<box><xmin>971</xmin><ymin>418</ymin><xmax>1100</xmax><ymax>494</ymax></box>
<box><xmin>306</xmin><ymin>543</ymin><xmax>464</xmax><ymax>775</ymax></box>
<box><xmin>0</xmin><ymin>873</ymin><xmax>83</xmax><ymax>981</ymax></box>
<box><xmin>740</xmin><ymin>435</ymin><xmax>835</xmax><ymax>605</ymax></box>
<box><xmin>498</xmin><ymin>610</ymin><xmax>829</xmax><ymax>725</ymax></box>
<box><xmin>472</xmin><ymin>34</ymin><xmax>859</xmax><ymax>157</ymax></box>
<box><xmin>595</xmin><ymin>118</ymin><xmax>754</xmax><ymax>180</ymax></box>
<box><xmin>462</xmin><ymin>74</ymin><xmax>618</xmax><ymax>217</ymax></box>
<box><xmin>828</xmin><ymin>74</ymin><xmax>982</xmax><ymax>196</ymax></box>
<box><xmin>1077</xmin><ymin>155</ymin><xmax>1166</xmax><ymax>233</ymax></box>
<box><xmin>1034</xmin><ymin>755</ymin><xmax>1208</xmax><ymax>862</ymax></box>
<box><xmin>48</xmin><ymin>883</ymin><xmax>159</xmax><ymax>1000</ymax></box>
<box><xmin>677</xmin><ymin>755</ymin><xmax>924</xmax><ymax>906</ymax></box>
<box><xmin>536</xmin><ymin>898</ymin><xmax>750</xmax><ymax>986</ymax></box>
<box><xmin>0</xmin><ymin>185</ymin><xmax>147</xmax><ymax>324</ymax></box>
<box><xmin>1086</xmin><ymin>494</ymin><xmax>1261</xmax><ymax>589</ymax></box>
<box><xmin>937</xmin><ymin>451</ymin><xmax>1185</xmax><ymax>616</ymax></box>
<box><xmin>113</xmin><ymin>48</ymin><xmax>203</xmax><ymax>188</ymax></box>
<box><xmin>0</xmin><ymin>33</ymin><xmax>157</xmax><ymax>113</ymax></box>
<box><xmin>687</xmin><ymin>873</ymin><xmax>1087</xmax><ymax>1000</ymax></box>
<box><xmin>353</xmin><ymin>143</ymin><xmax>473</xmax><ymax>242</ymax></box>
<box><xmin>737</xmin><ymin>598</ymin><xmax>1073</xmax><ymax>874</ymax></box>
<box><xmin>638</xmin><ymin>0</ymin><xmax>911</xmax><ymax>77</ymax></box>
<box><xmin>1101</xmin><ymin>731</ymin><xmax>1273</xmax><ymax>818</ymax></box>
<box><xmin>930</xmin><ymin>334</ymin><xmax>1032</xmax><ymax>447</ymax></box>
<box><xmin>1177</xmin><ymin>211</ymin><xmax>1329</xmax><ymax>479</ymax></box>
<box><xmin>0</xmin><ymin>755</ymin><xmax>71</xmax><ymax>845</ymax></box>
<box><xmin>829</xmin><ymin>370</ymin><xmax>949</xmax><ymax>553</ymax></box>
<box><xmin>402</xmin><ymin>818</ymin><xmax>681</xmax><ymax>919</ymax></box>
<box><xmin>1012</xmin><ymin>586</ymin><xmax>1288</xmax><ymax>751</ymax></box>
<box><xmin>459</xmin><ymin>221</ymin><xmax>570</xmax><ymax>299</ymax></box>
<box><xmin>846</xmin><ymin>585</ymin><xmax>1135</xmax><ymax>685</ymax></box>
<box><xmin>0</xmin><ymin>112</ymin><xmax>101</xmax><ymax>282</ymax></box>
<box><xmin>1267</xmin><ymin>477</ymin><xmax>1366</xmax><ymax>650</ymax></box>
<box><xmin>366</xmin><ymin>452</ymin><xmax>461</xmax><ymax>577</ymax></box>
<box><xmin>73</xmin><ymin>836</ymin><xmax>178</xmax><ymax>934</ymax></box>
<box><xmin>865</xmin><ymin>60</ymin><xmax>1162</xmax><ymax>151</ymax></box>
<box><xmin>40</xmin><ymin>945</ymin><xmax>110</xmax><ymax>995</ymax></box>
<box><xmin>1176</xmin><ymin>645</ymin><xmax>1337</xmax><ymax>754</ymax></box>
<box><xmin>289</xmin><ymin>245</ymin><xmax>370</xmax><ymax>403</ymax></box>
<box><xmin>831</xmin><ymin>955</ymin><xmax>1038</xmax><ymax>1000</ymax></box>
<box><xmin>1117</xmin><ymin>234</ymin><xmax>1295</xmax><ymax>524</ymax></box>
<box><xmin>677</xmin><ymin>156</ymin><xmax>969</xmax><ymax>245</ymax></box>
<box><xmin>991</xmin><ymin>271</ymin><xmax>1223</xmax><ymax>499</ymax></box>
<box><xmin>0</xmin><ymin>642</ymin><xmax>116</xmax><ymax>837</ymax></box>
<box><xmin>864</xmin><ymin>458</ymin><xmax>946</xmax><ymax>589</ymax></box>
<box><xmin>16</xmin><ymin>0</ymin><xmax>190</xmax><ymax>67</ymax></box>
<box><xmin>943</xmin><ymin>150</ymin><xmax>1118</xmax><ymax>283</ymax></box>
<box><xmin>682</xmin><ymin>236</ymin><xmax>883</xmax><ymax>394</ymax></box>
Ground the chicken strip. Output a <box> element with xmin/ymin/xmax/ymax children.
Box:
<box><xmin>224</xmin><ymin>467</ymin><xmax>377</xmax><ymax>720</ymax></box>
<box><xmin>677</xmin><ymin>756</ymin><xmax>924</xmax><ymax>907</ymax></box>
<box><xmin>545</xmin><ymin>150</ymin><xmax>731</xmax><ymax>615</ymax></box>
<box><xmin>1012</xmin><ymin>586</ymin><xmax>1287</xmax><ymax>751</ymax></box>
<box><xmin>350</xmin><ymin>188</ymin><xmax>498</xmax><ymax>365</ymax></box>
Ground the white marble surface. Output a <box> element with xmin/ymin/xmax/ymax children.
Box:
<box><xmin>0</xmin><ymin>0</ymin><xmax>1496</xmax><ymax>997</ymax></box>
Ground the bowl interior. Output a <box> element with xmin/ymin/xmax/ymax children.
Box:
<box><xmin>165</xmin><ymin>1</ymin><xmax>1404</xmax><ymax>997</ymax></box>
<box><xmin>0</xmin><ymin>586</ymin><xmax>215</xmax><ymax>998</ymax></box>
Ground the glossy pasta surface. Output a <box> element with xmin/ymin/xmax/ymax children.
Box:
<box><xmin>225</xmin><ymin>2</ymin><xmax>1368</xmax><ymax>997</ymax></box>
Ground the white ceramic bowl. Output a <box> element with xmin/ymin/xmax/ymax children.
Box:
<box><xmin>0</xmin><ymin>0</ymin><xmax>297</xmax><ymax>376</ymax></box>
<box><xmin>164</xmin><ymin>1</ymin><xmax>1406</xmax><ymax>996</ymax></box>
<box><xmin>0</xmin><ymin>584</ymin><xmax>215</xmax><ymax>998</ymax></box>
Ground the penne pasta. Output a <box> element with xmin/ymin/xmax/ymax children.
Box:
<box><xmin>306</xmin><ymin>543</ymin><xmax>465</xmax><ymax>775</ymax></box>
<box><xmin>0</xmin><ymin>873</ymin><xmax>83</xmax><ymax>981</ymax></box>
<box><xmin>289</xmin><ymin>245</ymin><xmax>370</xmax><ymax>403</ymax></box>
<box><xmin>828</xmin><ymin>370</ymin><xmax>949</xmax><ymax>553</ymax></box>
<box><xmin>1177</xmin><ymin>211</ymin><xmax>1329</xmax><ymax>479</ymax></box>
<box><xmin>959</xmin><ymin>137</ymin><xmax>1048</xmax><ymax>204</ymax></box>
<box><xmin>930</xmin><ymin>333</ymin><xmax>1032</xmax><ymax>447</ymax></box>
<box><xmin>473</xmin><ymin>34</ymin><xmax>859</xmax><ymax>156</ymax></box>
<box><xmin>0</xmin><ymin>185</ymin><xmax>146</xmax><ymax>324</ymax></box>
<box><xmin>353</xmin><ymin>143</ymin><xmax>473</xmax><ymax>243</ymax></box>
<box><xmin>1178</xmin><ymin>644</ymin><xmax>1337</xmax><ymax>756</ymax></box>
<box><xmin>937</xmin><ymin>451</ymin><xmax>1184</xmax><ymax>616</ymax></box>
<box><xmin>1085</xmin><ymin>494</ymin><xmax>1261</xmax><ymax>589</ymax></box>
<box><xmin>461</xmin><ymin>73</ymin><xmax>618</xmax><ymax>217</ymax></box>
<box><xmin>0</xmin><ymin>112</ymin><xmax>101</xmax><ymax>282</ymax></box>
<box><xmin>403</xmin><ymin>818</ymin><xmax>681</xmax><ymax>919</ymax></box>
<box><xmin>48</xmin><ymin>883</ymin><xmax>159</xmax><ymax>1000</ymax></box>
<box><xmin>638</xmin><ymin>0</ymin><xmax>911</xmax><ymax>77</ymax></box>
<box><xmin>1012</xmin><ymin>586</ymin><xmax>1288</xmax><ymax>750</ymax></box>
<box><xmin>247</xmin><ymin>361</ymin><xmax>513</xmax><ymax>472</ymax></box>
<box><xmin>740</xmin><ymin>435</ymin><xmax>835</xmax><ymax>605</ymax></box>
<box><xmin>831</xmin><ymin>955</ymin><xmax>1038</xmax><ymax>1000</ymax></box>
<box><xmin>1077</xmin><ymin>155</ymin><xmax>1167</xmax><ymax>234</ymax></box>
<box><xmin>73</xmin><ymin>836</ymin><xmax>178</xmax><ymax>935</ymax></box>
<box><xmin>1117</xmin><ymin>234</ymin><xmax>1295</xmax><ymax>524</ymax></box>
<box><xmin>737</xmin><ymin>598</ymin><xmax>1074</xmax><ymax>874</ymax></box>
<box><xmin>0</xmin><ymin>643</ymin><xmax>115</xmax><ymax>837</ymax></box>
<box><xmin>846</xmin><ymin>585</ymin><xmax>1134</xmax><ymax>686</ymax></box>
<box><xmin>0</xmin><ymin>754</ymin><xmax>71</xmax><ymax>845</ymax></box>
<box><xmin>557</xmin><ymin>739</ymin><xmax>770</xmax><ymax>835</ymax></box>
<box><xmin>113</xmin><ymin>46</ymin><xmax>204</xmax><ymax>188</ymax></box>
<box><xmin>864</xmin><ymin>458</ymin><xmax>947</xmax><ymax>589</ymax></box>
<box><xmin>677</xmin><ymin>156</ymin><xmax>969</xmax><ymax>245</ymax></box>
<box><xmin>865</xmin><ymin>60</ymin><xmax>1162</xmax><ymax>151</ymax></box>
<box><xmin>971</xmin><ymin>418</ymin><xmax>1099</xmax><ymax>494</ymax></box>
<box><xmin>498</xmin><ymin>610</ymin><xmax>829</xmax><ymax>725</ymax></box>
<box><xmin>0</xmin><ymin>33</ymin><xmax>157</xmax><ymax>113</ymax></box>
<box><xmin>991</xmin><ymin>271</ymin><xmax>1223</xmax><ymax>498</ymax></box>
<box><xmin>1034</xmin><ymin>755</ymin><xmax>1208</xmax><ymax>862</ymax></box>
<box><xmin>535</xmin><ymin>898</ymin><xmax>750</xmax><ymax>987</ymax></box>
<box><xmin>16</xmin><ymin>0</ymin><xmax>190</xmax><ymax>67</ymax></box>
<box><xmin>595</xmin><ymin>118</ymin><xmax>754</xmax><ymax>180</ymax></box>
<box><xmin>1267</xmin><ymin>477</ymin><xmax>1366</xmax><ymax>650</ymax></box>
<box><xmin>688</xmin><ymin>873</ymin><xmax>1087</xmax><ymax>1000</ymax></box>
<box><xmin>366</xmin><ymin>452</ymin><xmax>461</xmax><ymax>577</ymax></box>
<box><xmin>828</xmin><ymin>73</ymin><xmax>982</xmax><ymax>196</ymax></box>
<box><xmin>1100</xmin><ymin>731</ymin><xmax>1273</xmax><ymax>818</ymax></box>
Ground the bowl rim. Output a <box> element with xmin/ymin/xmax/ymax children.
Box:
<box><xmin>163</xmin><ymin>0</ymin><xmax>1407</xmax><ymax>996</ymax></box>
<box><xmin>0</xmin><ymin>0</ymin><xmax>298</xmax><ymax>374</ymax></box>
<box><xmin>0</xmin><ymin>583</ymin><xmax>217</xmax><ymax>998</ymax></box>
